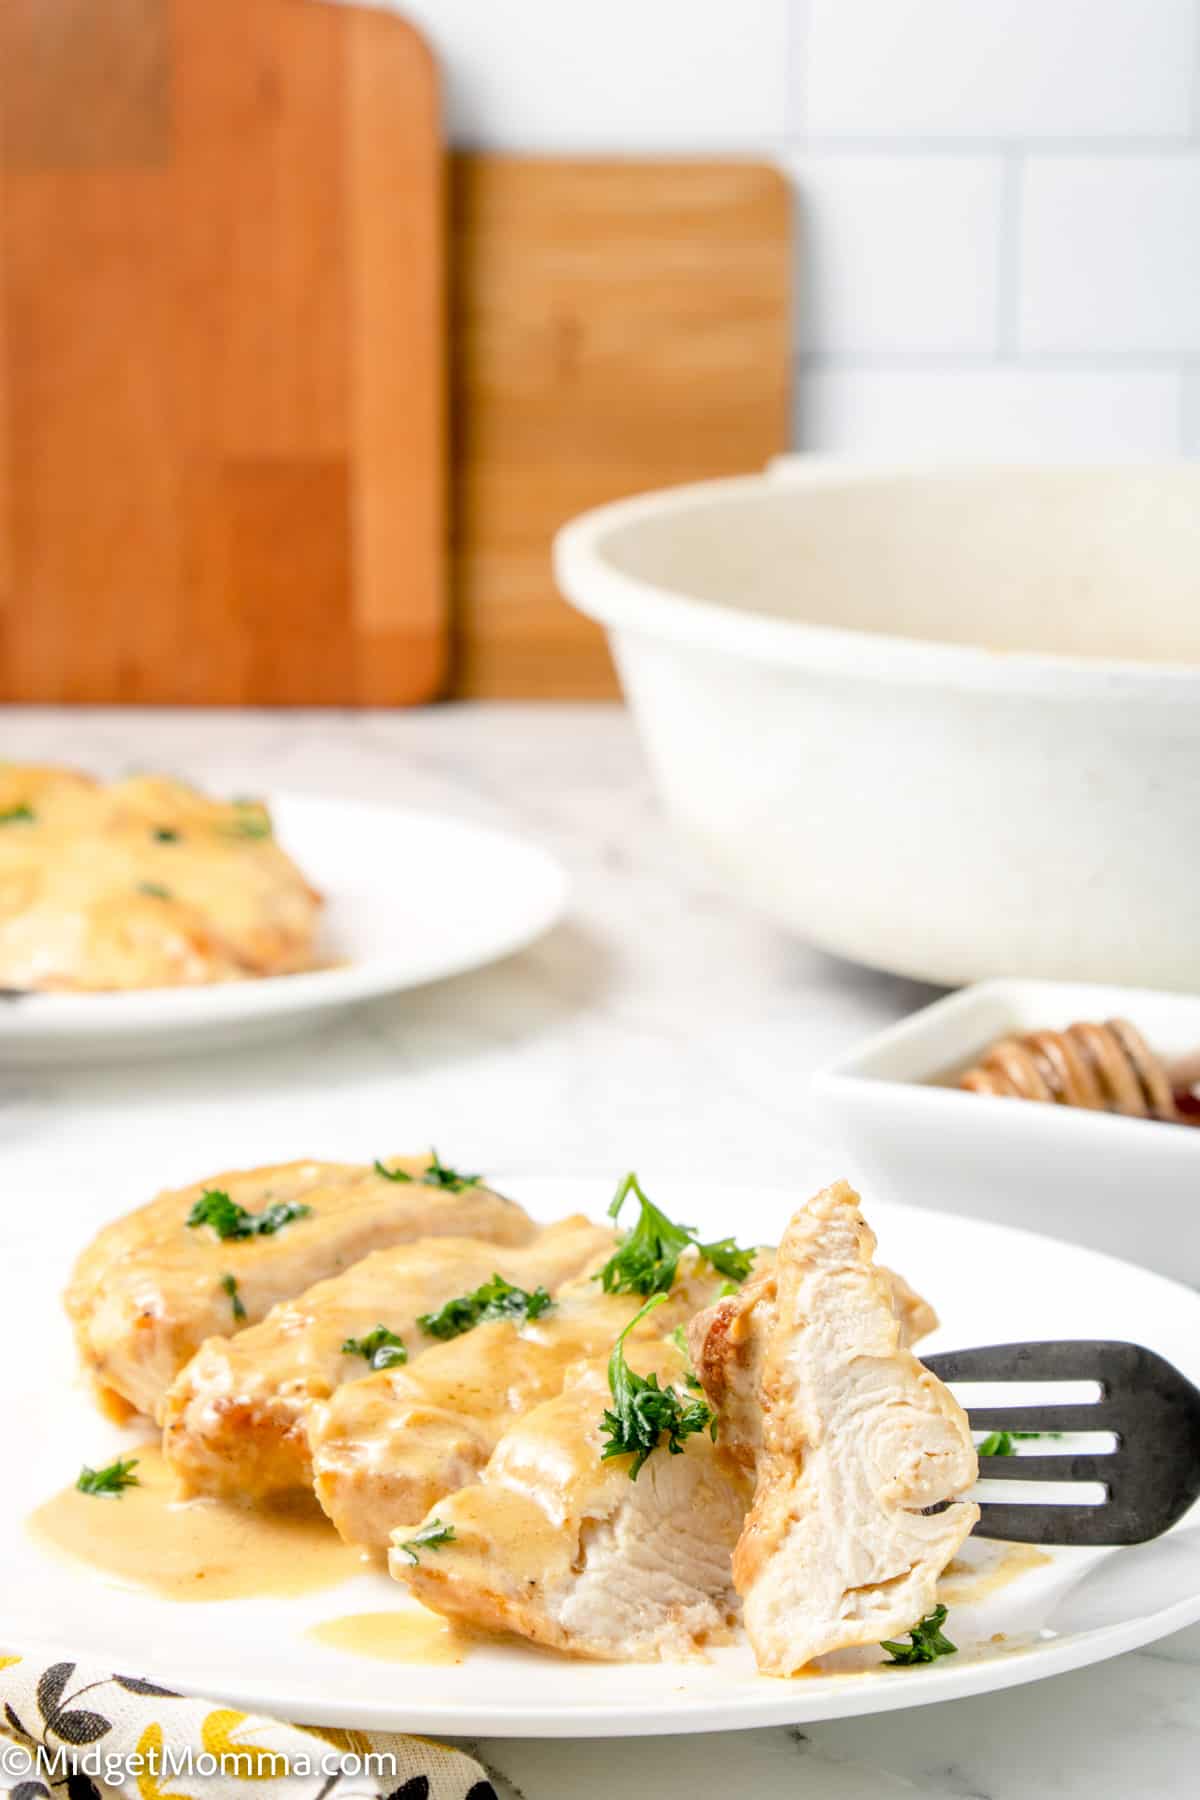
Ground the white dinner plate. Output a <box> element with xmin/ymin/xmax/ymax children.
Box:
<box><xmin>0</xmin><ymin>794</ymin><xmax>568</xmax><ymax>1064</ymax></box>
<box><xmin>3</xmin><ymin>1174</ymin><xmax>1199</xmax><ymax>1737</ymax></box>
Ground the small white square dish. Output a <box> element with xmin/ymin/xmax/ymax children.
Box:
<box><xmin>811</xmin><ymin>978</ymin><xmax>1200</xmax><ymax>1286</ymax></box>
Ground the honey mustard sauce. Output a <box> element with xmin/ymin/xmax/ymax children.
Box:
<box><xmin>308</xmin><ymin>1610</ymin><xmax>474</xmax><ymax>1665</ymax></box>
<box><xmin>29</xmin><ymin>1444</ymin><xmax>367</xmax><ymax>1603</ymax></box>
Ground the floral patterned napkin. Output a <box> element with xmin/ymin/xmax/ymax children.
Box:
<box><xmin>0</xmin><ymin>1654</ymin><xmax>495</xmax><ymax>1800</ymax></box>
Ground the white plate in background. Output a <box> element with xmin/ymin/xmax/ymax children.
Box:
<box><xmin>3</xmin><ymin>1174</ymin><xmax>1199</xmax><ymax>1737</ymax></box>
<box><xmin>811</xmin><ymin>978</ymin><xmax>1200</xmax><ymax>1286</ymax></box>
<box><xmin>0</xmin><ymin>794</ymin><xmax>568</xmax><ymax>1064</ymax></box>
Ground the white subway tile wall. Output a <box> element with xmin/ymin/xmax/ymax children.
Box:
<box><xmin>1019</xmin><ymin>156</ymin><xmax>1200</xmax><ymax>354</ymax></box>
<box><xmin>387</xmin><ymin>0</ymin><xmax>791</xmax><ymax>149</ymax></box>
<box><xmin>799</xmin><ymin>0</ymin><xmax>1198</xmax><ymax>139</ymax></box>
<box><xmin>790</xmin><ymin>155</ymin><xmax>1004</xmax><ymax>355</ymax></box>
<box><xmin>379</xmin><ymin>0</ymin><xmax>1200</xmax><ymax>458</ymax></box>
<box><xmin>800</xmin><ymin>368</ymin><xmax>1183</xmax><ymax>460</ymax></box>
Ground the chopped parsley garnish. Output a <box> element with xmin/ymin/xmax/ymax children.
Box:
<box><xmin>342</xmin><ymin>1325</ymin><xmax>408</xmax><ymax>1370</ymax></box>
<box><xmin>421</xmin><ymin>1150</ymin><xmax>482</xmax><ymax>1191</ymax></box>
<box><xmin>670</xmin><ymin>1324</ymin><xmax>704</xmax><ymax>1391</ymax></box>
<box><xmin>138</xmin><ymin>881</ymin><xmax>172</xmax><ymax>899</ymax></box>
<box><xmin>374</xmin><ymin>1152</ymin><xmax>483</xmax><ymax>1193</ymax></box>
<box><xmin>397</xmin><ymin>1518</ymin><xmax>457</xmax><ymax>1564</ymax></box>
<box><xmin>700</xmin><ymin>1237</ymin><xmax>758</xmax><ymax>1284</ymax></box>
<box><xmin>418</xmin><ymin>1273</ymin><xmax>553</xmax><ymax>1341</ymax></box>
<box><xmin>77</xmin><ymin>1456</ymin><xmax>140</xmax><ymax>1498</ymax></box>
<box><xmin>220</xmin><ymin>1273</ymin><xmax>246</xmax><ymax>1322</ymax></box>
<box><xmin>599</xmin><ymin>1176</ymin><xmax>690</xmax><ymax>1295</ymax></box>
<box><xmin>187</xmin><ymin>1189</ymin><xmax>312</xmax><ymax>1241</ymax></box>
<box><xmin>976</xmin><ymin>1429</ymin><xmax>1062</xmax><ymax>1457</ymax></box>
<box><xmin>224</xmin><ymin>801</ymin><xmax>273</xmax><ymax>840</ymax></box>
<box><xmin>0</xmin><ymin>804</ymin><xmax>34</xmax><ymax>826</ymax></box>
<box><xmin>880</xmin><ymin>1604</ymin><xmax>957</xmax><ymax>1667</ymax></box>
<box><xmin>597</xmin><ymin>1172</ymin><xmax>755</xmax><ymax>1297</ymax></box>
<box><xmin>152</xmin><ymin>827</ymin><xmax>180</xmax><ymax>843</ymax></box>
<box><xmin>600</xmin><ymin>1294</ymin><xmax>715</xmax><ymax>1480</ymax></box>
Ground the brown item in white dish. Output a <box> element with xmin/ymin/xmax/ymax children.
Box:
<box><xmin>957</xmin><ymin>1017</ymin><xmax>1200</xmax><ymax>1122</ymax></box>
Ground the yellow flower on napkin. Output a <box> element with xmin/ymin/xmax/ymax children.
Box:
<box><xmin>135</xmin><ymin>1721</ymin><xmax>195</xmax><ymax>1800</ymax></box>
<box><xmin>200</xmin><ymin>1708</ymin><xmax>287</xmax><ymax>1776</ymax></box>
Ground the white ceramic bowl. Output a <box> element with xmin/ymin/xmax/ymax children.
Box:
<box><xmin>810</xmin><ymin>977</ymin><xmax>1200</xmax><ymax>1285</ymax></box>
<box><xmin>555</xmin><ymin>462</ymin><xmax>1200</xmax><ymax>987</ymax></box>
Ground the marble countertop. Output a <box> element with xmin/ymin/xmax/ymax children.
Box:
<box><xmin>4</xmin><ymin>702</ymin><xmax>1196</xmax><ymax>1799</ymax></box>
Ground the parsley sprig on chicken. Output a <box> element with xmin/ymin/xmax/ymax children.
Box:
<box><xmin>597</xmin><ymin>1172</ymin><xmax>755</xmax><ymax>1297</ymax></box>
<box><xmin>397</xmin><ymin>1518</ymin><xmax>457</xmax><ymax>1564</ymax></box>
<box><xmin>341</xmin><ymin>1324</ymin><xmax>408</xmax><ymax>1370</ymax></box>
<box><xmin>418</xmin><ymin>1272</ymin><xmax>553</xmax><ymax>1341</ymax></box>
<box><xmin>600</xmin><ymin>1294</ymin><xmax>716</xmax><ymax>1479</ymax></box>
<box><xmin>186</xmin><ymin>1189</ymin><xmax>312</xmax><ymax>1241</ymax></box>
<box><xmin>374</xmin><ymin>1152</ymin><xmax>483</xmax><ymax>1193</ymax></box>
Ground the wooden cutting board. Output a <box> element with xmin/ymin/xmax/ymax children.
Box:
<box><xmin>0</xmin><ymin>0</ymin><xmax>445</xmax><ymax>705</ymax></box>
<box><xmin>450</xmin><ymin>156</ymin><xmax>792</xmax><ymax>698</ymax></box>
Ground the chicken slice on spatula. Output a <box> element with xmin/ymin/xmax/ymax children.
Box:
<box><xmin>391</xmin><ymin>1321</ymin><xmax>749</xmax><ymax>1662</ymax></box>
<box><xmin>162</xmin><ymin>1214</ymin><xmax>614</xmax><ymax>1500</ymax></box>
<box><xmin>689</xmin><ymin>1180</ymin><xmax>978</xmax><ymax>1676</ymax></box>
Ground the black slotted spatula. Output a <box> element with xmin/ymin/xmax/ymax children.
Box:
<box><xmin>922</xmin><ymin>1341</ymin><xmax>1200</xmax><ymax>1547</ymax></box>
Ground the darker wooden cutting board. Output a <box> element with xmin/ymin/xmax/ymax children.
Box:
<box><xmin>0</xmin><ymin>0</ymin><xmax>445</xmax><ymax>705</ymax></box>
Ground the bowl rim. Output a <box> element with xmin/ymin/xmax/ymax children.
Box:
<box><xmin>554</xmin><ymin>464</ymin><xmax>1200</xmax><ymax>699</ymax></box>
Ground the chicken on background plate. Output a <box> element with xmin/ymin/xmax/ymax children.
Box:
<box><xmin>0</xmin><ymin>764</ymin><xmax>320</xmax><ymax>991</ymax></box>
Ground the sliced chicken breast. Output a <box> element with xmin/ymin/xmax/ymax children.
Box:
<box><xmin>311</xmin><ymin>1255</ymin><xmax>729</xmax><ymax>1549</ymax></box>
<box><xmin>162</xmin><ymin>1216</ymin><xmax>614</xmax><ymax>1500</ymax></box>
<box><xmin>690</xmin><ymin>1253</ymin><xmax>937</xmax><ymax>1477</ymax></box>
<box><xmin>67</xmin><ymin>1156</ymin><xmax>536</xmax><ymax>1422</ymax></box>
<box><xmin>393</xmin><ymin>1343</ymin><xmax>749</xmax><ymax>1662</ymax></box>
<box><xmin>690</xmin><ymin>1180</ymin><xmax>978</xmax><ymax>1676</ymax></box>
